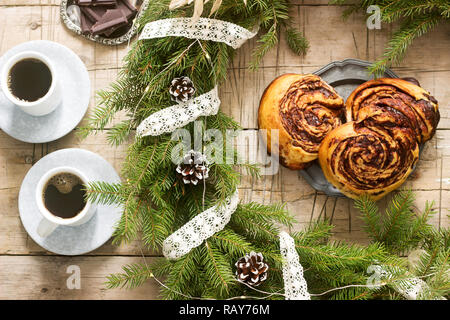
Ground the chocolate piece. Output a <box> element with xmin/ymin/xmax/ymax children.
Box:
<box><xmin>77</xmin><ymin>0</ymin><xmax>117</xmax><ymax>7</ymax></box>
<box><xmin>77</xmin><ymin>0</ymin><xmax>93</xmax><ymax>5</ymax></box>
<box><xmin>103</xmin><ymin>22</ymin><xmax>132</xmax><ymax>37</ymax></box>
<box><xmin>117</xmin><ymin>0</ymin><xmax>138</xmax><ymax>20</ymax></box>
<box><xmin>80</xmin><ymin>6</ymin><xmax>107</xmax><ymax>22</ymax></box>
<box><xmin>80</xmin><ymin>11</ymin><xmax>95</xmax><ymax>34</ymax></box>
<box><xmin>91</xmin><ymin>9</ymin><xmax>128</xmax><ymax>36</ymax></box>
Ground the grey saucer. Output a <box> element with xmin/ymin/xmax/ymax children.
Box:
<box><xmin>19</xmin><ymin>148</ymin><xmax>122</xmax><ymax>255</ymax></box>
<box><xmin>0</xmin><ymin>40</ymin><xmax>90</xmax><ymax>143</ymax></box>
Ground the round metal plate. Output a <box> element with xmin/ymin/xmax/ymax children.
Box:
<box><xmin>60</xmin><ymin>0</ymin><xmax>150</xmax><ymax>46</ymax></box>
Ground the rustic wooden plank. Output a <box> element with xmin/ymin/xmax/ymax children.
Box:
<box><xmin>0</xmin><ymin>6</ymin><xmax>127</xmax><ymax>71</ymax></box>
<box><xmin>0</xmin><ymin>0</ymin><xmax>350</xmax><ymax>5</ymax></box>
<box><xmin>0</xmin><ymin>256</ymin><xmax>161</xmax><ymax>299</ymax></box>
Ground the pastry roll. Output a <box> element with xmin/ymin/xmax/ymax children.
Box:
<box><xmin>258</xmin><ymin>74</ymin><xmax>344</xmax><ymax>169</ymax></box>
<box><xmin>319</xmin><ymin>120</ymin><xmax>420</xmax><ymax>200</ymax></box>
<box><xmin>319</xmin><ymin>78</ymin><xmax>439</xmax><ymax>200</ymax></box>
<box><xmin>346</xmin><ymin>78</ymin><xmax>440</xmax><ymax>143</ymax></box>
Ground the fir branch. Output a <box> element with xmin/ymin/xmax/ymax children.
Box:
<box><xmin>381</xmin><ymin>190</ymin><xmax>416</xmax><ymax>242</ymax></box>
<box><xmin>106</xmin><ymin>120</ymin><xmax>133</xmax><ymax>146</ymax></box>
<box><xmin>369</xmin><ymin>15</ymin><xmax>442</xmax><ymax>76</ymax></box>
<box><xmin>295</xmin><ymin>241</ymin><xmax>388</xmax><ymax>272</ymax></box>
<box><xmin>106</xmin><ymin>263</ymin><xmax>154</xmax><ymax>289</ymax></box>
<box><xmin>162</xmin><ymin>250</ymin><xmax>199</xmax><ymax>299</ymax></box>
<box><xmin>291</xmin><ymin>220</ymin><xmax>333</xmax><ymax>246</ymax></box>
<box><xmin>332</xmin><ymin>1</ymin><xmax>447</xmax><ymax>76</ymax></box>
<box><xmin>201</xmin><ymin>240</ymin><xmax>235</xmax><ymax>297</ymax></box>
<box><xmin>355</xmin><ymin>190</ymin><xmax>437</xmax><ymax>254</ymax></box>
<box><xmin>84</xmin><ymin>181</ymin><xmax>124</xmax><ymax>206</ymax></box>
<box><xmin>355</xmin><ymin>194</ymin><xmax>383</xmax><ymax>242</ymax></box>
<box><xmin>250</xmin><ymin>24</ymin><xmax>278</xmax><ymax>70</ymax></box>
<box><xmin>285</xmin><ymin>27</ymin><xmax>309</xmax><ymax>56</ymax></box>
<box><xmin>111</xmin><ymin>197</ymin><xmax>143</xmax><ymax>245</ymax></box>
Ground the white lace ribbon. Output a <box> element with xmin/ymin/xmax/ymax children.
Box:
<box><xmin>139</xmin><ymin>18</ymin><xmax>258</xmax><ymax>49</ymax></box>
<box><xmin>279</xmin><ymin>231</ymin><xmax>311</xmax><ymax>300</ymax></box>
<box><xmin>136</xmin><ymin>86</ymin><xmax>220</xmax><ymax>137</ymax></box>
<box><xmin>163</xmin><ymin>190</ymin><xmax>239</xmax><ymax>260</ymax></box>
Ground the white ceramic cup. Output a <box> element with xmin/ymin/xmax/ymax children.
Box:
<box><xmin>1</xmin><ymin>51</ymin><xmax>62</xmax><ymax>116</ymax></box>
<box><xmin>36</xmin><ymin>166</ymin><xmax>97</xmax><ymax>238</ymax></box>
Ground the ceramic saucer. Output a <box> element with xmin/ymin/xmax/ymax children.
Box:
<box><xmin>19</xmin><ymin>148</ymin><xmax>122</xmax><ymax>255</ymax></box>
<box><xmin>0</xmin><ymin>40</ymin><xmax>90</xmax><ymax>143</ymax></box>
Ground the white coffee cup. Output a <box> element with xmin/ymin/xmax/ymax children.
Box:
<box><xmin>36</xmin><ymin>166</ymin><xmax>97</xmax><ymax>238</ymax></box>
<box><xmin>1</xmin><ymin>51</ymin><xmax>62</xmax><ymax>116</ymax></box>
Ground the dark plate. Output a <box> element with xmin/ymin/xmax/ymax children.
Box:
<box><xmin>299</xmin><ymin>59</ymin><xmax>399</xmax><ymax>197</ymax></box>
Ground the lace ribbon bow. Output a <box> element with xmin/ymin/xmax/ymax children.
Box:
<box><xmin>136</xmin><ymin>86</ymin><xmax>220</xmax><ymax>137</ymax></box>
<box><xmin>136</xmin><ymin>17</ymin><xmax>258</xmax><ymax>137</ymax></box>
<box><xmin>139</xmin><ymin>17</ymin><xmax>258</xmax><ymax>49</ymax></box>
<box><xmin>163</xmin><ymin>190</ymin><xmax>240</xmax><ymax>260</ymax></box>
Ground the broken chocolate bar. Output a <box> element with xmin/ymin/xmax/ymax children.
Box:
<box><xmin>117</xmin><ymin>0</ymin><xmax>138</xmax><ymax>20</ymax></box>
<box><xmin>75</xmin><ymin>0</ymin><xmax>138</xmax><ymax>38</ymax></box>
<box><xmin>77</xmin><ymin>0</ymin><xmax>117</xmax><ymax>7</ymax></box>
<box><xmin>91</xmin><ymin>9</ymin><xmax>128</xmax><ymax>36</ymax></box>
<box><xmin>80</xmin><ymin>10</ymin><xmax>95</xmax><ymax>34</ymax></box>
<box><xmin>80</xmin><ymin>6</ymin><xmax>107</xmax><ymax>22</ymax></box>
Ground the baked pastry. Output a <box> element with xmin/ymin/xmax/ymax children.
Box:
<box><xmin>346</xmin><ymin>78</ymin><xmax>440</xmax><ymax>143</ymax></box>
<box><xmin>319</xmin><ymin>78</ymin><xmax>439</xmax><ymax>200</ymax></box>
<box><xmin>258</xmin><ymin>74</ymin><xmax>344</xmax><ymax>170</ymax></box>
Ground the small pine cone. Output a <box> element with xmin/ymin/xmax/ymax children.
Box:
<box><xmin>176</xmin><ymin>150</ymin><xmax>209</xmax><ymax>185</ymax></box>
<box><xmin>169</xmin><ymin>76</ymin><xmax>196</xmax><ymax>103</ymax></box>
<box><xmin>235</xmin><ymin>252</ymin><xmax>269</xmax><ymax>286</ymax></box>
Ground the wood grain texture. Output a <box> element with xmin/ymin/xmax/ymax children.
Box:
<box><xmin>0</xmin><ymin>256</ymin><xmax>161</xmax><ymax>299</ymax></box>
<box><xmin>0</xmin><ymin>3</ymin><xmax>448</xmax><ymax>299</ymax></box>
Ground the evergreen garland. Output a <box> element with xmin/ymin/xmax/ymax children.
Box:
<box><xmin>81</xmin><ymin>0</ymin><xmax>449</xmax><ymax>299</ymax></box>
<box><xmin>331</xmin><ymin>0</ymin><xmax>450</xmax><ymax>76</ymax></box>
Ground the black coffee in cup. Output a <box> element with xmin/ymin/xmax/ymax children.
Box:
<box><xmin>8</xmin><ymin>58</ymin><xmax>52</xmax><ymax>102</ymax></box>
<box><xmin>43</xmin><ymin>173</ymin><xmax>87</xmax><ymax>219</ymax></box>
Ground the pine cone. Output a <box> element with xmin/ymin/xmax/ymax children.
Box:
<box><xmin>176</xmin><ymin>150</ymin><xmax>209</xmax><ymax>185</ymax></box>
<box><xmin>169</xmin><ymin>76</ymin><xmax>196</xmax><ymax>103</ymax></box>
<box><xmin>235</xmin><ymin>252</ymin><xmax>269</xmax><ymax>286</ymax></box>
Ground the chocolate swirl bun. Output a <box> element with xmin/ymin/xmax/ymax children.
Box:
<box><xmin>258</xmin><ymin>74</ymin><xmax>344</xmax><ymax>169</ymax></box>
<box><xmin>319</xmin><ymin>78</ymin><xmax>439</xmax><ymax>200</ymax></box>
<box><xmin>346</xmin><ymin>78</ymin><xmax>440</xmax><ymax>143</ymax></box>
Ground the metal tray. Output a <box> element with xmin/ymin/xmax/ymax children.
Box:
<box><xmin>299</xmin><ymin>59</ymin><xmax>399</xmax><ymax>197</ymax></box>
<box><xmin>60</xmin><ymin>0</ymin><xmax>150</xmax><ymax>46</ymax></box>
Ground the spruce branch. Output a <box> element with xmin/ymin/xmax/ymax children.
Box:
<box><xmin>368</xmin><ymin>15</ymin><xmax>442</xmax><ymax>76</ymax></box>
<box><xmin>355</xmin><ymin>190</ymin><xmax>437</xmax><ymax>254</ymax></box>
<box><xmin>106</xmin><ymin>263</ymin><xmax>154</xmax><ymax>289</ymax></box>
<box><xmin>84</xmin><ymin>181</ymin><xmax>124</xmax><ymax>206</ymax></box>
<box><xmin>332</xmin><ymin>0</ymin><xmax>448</xmax><ymax>76</ymax></box>
<box><xmin>285</xmin><ymin>27</ymin><xmax>309</xmax><ymax>56</ymax></box>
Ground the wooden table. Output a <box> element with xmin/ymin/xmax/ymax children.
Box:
<box><xmin>0</xmin><ymin>1</ymin><xmax>449</xmax><ymax>299</ymax></box>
